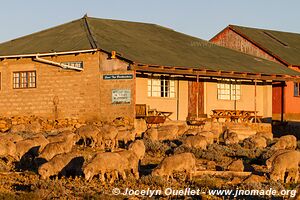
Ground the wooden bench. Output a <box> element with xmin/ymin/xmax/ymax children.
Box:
<box><xmin>145</xmin><ymin>116</ymin><xmax>166</xmax><ymax>129</ymax></box>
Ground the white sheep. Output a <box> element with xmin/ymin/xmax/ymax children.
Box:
<box><xmin>76</xmin><ymin>125</ymin><xmax>99</xmax><ymax>148</ymax></box>
<box><xmin>83</xmin><ymin>152</ymin><xmax>127</xmax><ymax>183</ymax></box>
<box><xmin>46</xmin><ymin>130</ymin><xmax>74</xmax><ymax>143</ymax></box>
<box><xmin>116</xmin><ymin>150</ymin><xmax>139</xmax><ymax>179</ymax></box>
<box><xmin>183</xmin><ymin>135</ymin><xmax>207</xmax><ymax>149</ymax></box>
<box><xmin>0</xmin><ymin>139</ymin><xmax>18</xmax><ymax>160</ymax></box>
<box><xmin>128</xmin><ymin>140</ymin><xmax>146</xmax><ymax>160</ymax></box>
<box><xmin>116</xmin><ymin>129</ymin><xmax>136</xmax><ymax>147</ymax></box>
<box><xmin>270</xmin><ymin>150</ymin><xmax>300</xmax><ymax>183</ymax></box>
<box><xmin>38</xmin><ymin>152</ymin><xmax>78</xmax><ymax>179</ymax></box>
<box><xmin>16</xmin><ymin>134</ymin><xmax>49</xmax><ymax>159</ymax></box>
<box><xmin>151</xmin><ymin>152</ymin><xmax>196</xmax><ymax>181</ymax></box>
<box><xmin>271</xmin><ymin>135</ymin><xmax>297</xmax><ymax>150</ymax></box>
<box><xmin>0</xmin><ymin>133</ymin><xmax>23</xmax><ymax>143</ymax></box>
<box><xmin>38</xmin><ymin>133</ymin><xmax>76</xmax><ymax>161</ymax></box>
<box><xmin>266</xmin><ymin>149</ymin><xmax>293</xmax><ymax>170</ymax></box>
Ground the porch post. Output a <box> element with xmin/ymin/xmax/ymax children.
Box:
<box><xmin>196</xmin><ymin>75</ymin><xmax>199</xmax><ymax>118</ymax></box>
<box><xmin>254</xmin><ymin>80</ymin><xmax>257</xmax><ymax>123</ymax></box>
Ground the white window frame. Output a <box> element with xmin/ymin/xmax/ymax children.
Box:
<box><xmin>147</xmin><ymin>76</ymin><xmax>175</xmax><ymax>98</ymax></box>
<box><xmin>217</xmin><ymin>79</ymin><xmax>241</xmax><ymax>100</ymax></box>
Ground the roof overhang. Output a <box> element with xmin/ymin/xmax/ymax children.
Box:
<box><xmin>134</xmin><ymin>64</ymin><xmax>300</xmax><ymax>82</ymax></box>
<box><xmin>0</xmin><ymin>49</ymin><xmax>98</xmax><ymax>60</ymax></box>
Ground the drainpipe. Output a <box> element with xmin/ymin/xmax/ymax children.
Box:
<box><xmin>34</xmin><ymin>56</ymin><xmax>83</xmax><ymax>71</ymax></box>
<box><xmin>281</xmin><ymin>82</ymin><xmax>285</xmax><ymax>123</ymax></box>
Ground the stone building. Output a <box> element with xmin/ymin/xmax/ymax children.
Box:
<box><xmin>0</xmin><ymin>16</ymin><xmax>299</xmax><ymax>122</ymax></box>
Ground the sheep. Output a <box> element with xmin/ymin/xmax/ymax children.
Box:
<box><xmin>151</xmin><ymin>152</ymin><xmax>196</xmax><ymax>181</ymax></box>
<box><xmin>38</xmin><ymin>152</ymin><xmax>78</xmax><ymax>179</ymax></box>
<box><xmin>128</xmin><ymin>140</ymin><xmax>146</xmax><ymax>160</ymax></box>
<box><xmin>182</xmin><ymin>135</ymin><xmax>207</xmax><ymax>149</ymax></box>
<box><xmin>99</xmin><ymin>125</ymin><xmax>118</xmax><ymax>150</ymax></box>
<box><xmin>16</xmin><ymin>134</ymin><xmax>49</xmax><ymax>159</ymax></box>
<box><xmin>197</xmin><ymin>131</ymin><xmax>216</xmax><ymax>145</ymax></box>
<box><xmin>46</xmin><ymin>130</ymin><xmax>74</xmax><ymax>143</ymax></box>
<box><xmin>224</xmin><ymin>131</ymin><xmax>239</xmax><ymax>145</ymax></box>
<box><xmin>83</xmin><ymin>152</ymin><xmax>127</xmax><ymax>183</ymax></box>
<box><xmin>76</xmin><ymin>125</ymin><xmax>99</xmax><ymax>148</ymax></box>
<box><xmin>243</xmin><ymin>135</ymin><xmax>267</xmax><ymax>149</ymax></box>
<box><xmin>270</xmin><ymin>150</ymin><xmax>300</xmax><ymax>183</ymax></box>
<box><xmin>255</xmin><ymin>131</ymin><xmax>273</xmax><ymax>141</ymax></box>
<box><xmin>116</xmin><ymin>129</ymin><xmax>136</xmax><ymax>147</ymax></box>
<box><xmin>116</xmin><ymin>150</ymin><xmax>139</xmax><ymax>179</ymax></box>
<box><xmin>266</xmin><ymin>149</ymin><xmax>293</xmax><ymax>170</ymax></box>
<box><xmin>271</xmin><ymin>135</ymin><xmax>297</xmax><ymax>150</ymax></box>
<box><xmin>0</xmin><ymin>133</ymin><xmax>23</xmax><ymax>143</ymax></box>
<box><xmin>156</xmin><ymin>125</ymin><xmax>179</xmax><ymax>141</ymax></box>
<box><xmin>38</xmin><ymin>133</ymin><xmax>76</xmax><ymax>161</ymax></box>
<box><xmin>0</xmin><ymin>139</ymin><xmax>18</xmax><ymax>160</ymax></box>
<box><xmin>144</xmin><ymin>128</ymin><xmax>158</xmax><ymax>141</ymax></box>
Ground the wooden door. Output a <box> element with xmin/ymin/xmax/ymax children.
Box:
<box><xmin>188</xmin><ymin>81</ymin><xmax>204</xmax><ymax>117</ymax></box>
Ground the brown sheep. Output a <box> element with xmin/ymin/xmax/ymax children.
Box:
<box><xmin>38</xmin><ymin>152</ymin><xmax>78</xmax><ymax>179</ymax></box>
<box><xmin>270</xmin><ymin>150</ymin><xmax>300</xmax><ymax>183</ymax></box>
<box><xmin>83</xmin><ymin>152</ymin><xmax>127</xmax><ymax>183</ymax></box>
<box><xmin>128</xmin><ymin>140</ymin><xmax>146</xmax><ymax>160</ymax></box>
<box><xmin>271</xmin><ymin>135</ymin><xmax>297</xmax><ymax>150</ymax></box>
<box><xmin>182</xmin><ymin>135</ymin><xmax>207</xmax><ymax>149</ymax></box>
<box><xmin>16</xmin><ymin>134</ymin><xmax>49</xmax><ymax>159</ymax></box>
<box><xmin>244</xmin><ymin>135</ymin><xmax>267</xmax><ymax>149</ymax></box>
<box><xmin>38</xmin><ymin>133</ymin><xmax>76</xmax><ymax>161</ymax></box>
<box><xmin>151</xmin><ymin>152</ymin><xmax>196</xmax><ymax>181</ymax></box>
<box><xmin>197</xmin><ymin>131</ymin><xmax>216</xmax><ymax>145</ymax></box>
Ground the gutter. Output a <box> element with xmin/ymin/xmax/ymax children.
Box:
<box><xmin>0</xmin><ymin>49</ymin><xmax>98</xmax><ymax>59</ymax></box>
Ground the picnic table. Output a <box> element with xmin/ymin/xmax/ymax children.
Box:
<box><xmin>210</xmin><ymin>109</ymin><xmax>262</xmax><ymax>123</ymax></box>
<box><xmin>148</xmin><ymin>109</ymin><xmax>173</xmax><ymax>121</ymax></box>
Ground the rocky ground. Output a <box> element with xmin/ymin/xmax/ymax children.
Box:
<box><xmin>0</xmin><ymin>116</ymin><xmax>299</xmax><ymax>199</ymax></box>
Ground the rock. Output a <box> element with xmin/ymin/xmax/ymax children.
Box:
<box><xmin>0</xmin><ymin>118</ymin><xmax>12</xmax><ymax>133</ymax></box>
<box><xmin>228</xmin><ymin>160</ymin><xmax>244</xmax><ymax>172</ymax></box>
<box><xmin>243</xmin><ymin>174</ymin><xmax>267</xmax><ymax>184</ymax></box>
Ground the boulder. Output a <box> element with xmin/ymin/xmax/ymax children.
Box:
<box><xmin>228</xmin><ymin>160</ymin><xmax>244</xmax><ymax>172</ymax></box>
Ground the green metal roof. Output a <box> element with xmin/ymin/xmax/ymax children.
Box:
<box><xmin>229</xmin><ymin>25</ymin><xmax>300</xmax><ymax>66</ymax></box>
<box><xmin>0</xmin><ymin>16</ymin><xmax>299</xmax><ymax>77</ymax></box>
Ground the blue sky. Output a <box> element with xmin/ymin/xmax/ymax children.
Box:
<box><xmin>0</xmin><ymin>0</ymin><xmax>299</xmax><ymax>43</ymax></box>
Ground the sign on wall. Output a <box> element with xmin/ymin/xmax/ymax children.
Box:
<box><xmin>112</xmin><ymin>89</ymin><xmax>131</xmax><ymax>104</ymax></box>
<box><xmin>103</xmin><ymin>74</ymin><xmax>133</xmax><ymax>80</ymax></box>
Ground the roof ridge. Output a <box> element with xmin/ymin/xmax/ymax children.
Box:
<box><xmin>81</xmin><ymin>16</ymin><xmax>98</xmax><ymax>49</ymax></box>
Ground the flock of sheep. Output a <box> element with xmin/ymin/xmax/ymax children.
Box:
<box><xmin>0</xmin><ymin>119</ymin><xmax>299</xmax><ymax>188</ymax></box>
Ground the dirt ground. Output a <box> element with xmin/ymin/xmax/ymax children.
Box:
<box><xmin>0</xmin><ymin>136</ymin><xmax>298</xmax><ymax>200</ymax></box>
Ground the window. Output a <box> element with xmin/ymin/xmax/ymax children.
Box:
<box><xmin>61</xmin><ymin>61</ymin><xmax>83</xmax><ymax>69</ymax></box>
<box><xmin>13</xmin><ymin>71</ymin><xmax>36</xmax><ymax>89</ymax></box>
<box><xmin>217</xmin><ymin>79</ymin><xmax>241</xmax><ymax>100</ymax></box>
<box><xmin>294</xmin><ymin>82</ymin><xmax>300</xmax><ymax>97</ymax></box>
<box><xmin>148</xmin><ymin>76</ymin><xmax>175</xmax><ymax>98</ymax></box>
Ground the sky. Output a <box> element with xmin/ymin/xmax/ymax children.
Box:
<box><xmin>0</xmin><ymin>0</ymin><xmax>299</xmax><ymax>43</ymax></box>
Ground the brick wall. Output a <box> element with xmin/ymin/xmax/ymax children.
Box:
<box><xmin>0</xmin><ymin>52</ymin><xmax>101</xmax><ymax>121</ymax></box>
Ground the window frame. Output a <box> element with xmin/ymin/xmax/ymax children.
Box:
<box><xmin>147</xmin><ymin>76</ymin><xmax>176</xmax><ymax>98</ymax></box>
<box><xmin>294</xmin><ymin>82</ymin><xmax>300</xmax><ymax>97</ymax></box>
<box><xmin>13</xmin><ymin>71</ymin><xmax>37</xmax><ymax>89</ymax></box>
<box><xmin>217</xmin><ymin>79</ymin><xmax>241</xmax><ymax>100</ymax></box>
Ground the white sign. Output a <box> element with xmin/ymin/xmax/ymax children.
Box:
<box><xmin>112</xmin><ymin>89</ymin><xmax>131</xmax><ymax>104</ymax></box>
